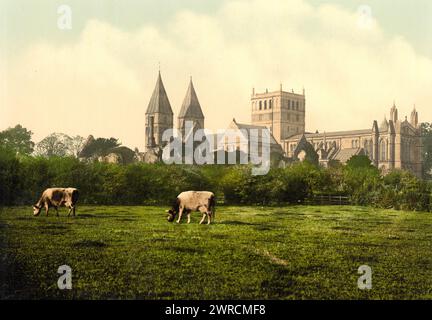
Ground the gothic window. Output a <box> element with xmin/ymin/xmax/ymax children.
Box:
<box><xmin>269</xmin><ymin>100</ymin><xmax>272</xmax><ymax>109</ymax></box>
<box><xmin>264</xmin><ymin>100</ymin><xmax>267</xmax><ymax>109</ymax></box>
<box><xmin>259</xmin><ymin>101</ymin><xmax>262</xmax><ymax>110</ymax></box>
<box><xmin>380</xmin><ymin>140</ymin><xmax>387</xmax><ymax>161</ymax></box>
<box><xmin>296</xmin><ymin>101</ymin><xmax>299</xmax><ymax>110</ymax></box>
<box><xmin>288</xmin><ymin>100</ymin><xmax>291</xmax><ymax>109</ymax></box>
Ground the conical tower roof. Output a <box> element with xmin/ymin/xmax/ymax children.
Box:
<box><xmin>146</xmin><ymin>72</ymin><xmax>173</xmax><ymax>115</ymax></box>
<box><xmin>178</xmin><ymin>78</ymin><xmax>204</xmax><ymax>119</ymax></box>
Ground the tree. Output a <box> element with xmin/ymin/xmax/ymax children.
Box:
<box><xmin>69</xmin><ymin>135</ymin><xmax>85</xmax><ymax>157</ymax></box>
<box><xmin>34</xmin><ymin>133</ymin><xmax>73</xmax><ymax>157</ymax></box>
<box><xmin>79</xmin><ymin>137</ymin><xmax>120</xmax><ymax>159</ymax></box>
<box><xmin>0</xmin><ymin>124</ymin><xmax>35</xmax><ymax>155</ymax></box>
<box><xmin>421</xmin><ymin>122</ymin><xmax>432</xmax><ymax>179</ymax></box>
<box><xmin>346</xmin><ymin>155</ymin><xmax>374</xmax><ymax>169</ymax></box>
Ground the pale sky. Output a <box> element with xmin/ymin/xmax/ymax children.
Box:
<box><xmin>0</xmin><ymin>0</ymin><xmax>431</xmax><ymax>150</ymax></box>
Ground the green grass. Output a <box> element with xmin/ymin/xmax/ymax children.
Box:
<box><xmin>1</xmin><ymin>205</ymin><xmax>432</xmax><ymax>300</ymax></box>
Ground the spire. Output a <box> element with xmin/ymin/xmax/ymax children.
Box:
<box><xmin>146</xmin><ymin>71</ymin><xmax>173</xmax><ymax>115</ymax></box>
<box><xmin>178</xmin><ymin>77</ymin><xmax>204</xmax><ymax>119</ymax></box>
<box><xmin>410</xmin><ymin>104</ymin><xmax>419</xmax><ymax>127</ymax></box>
<box><xmin>390</xmin><ymin>101</ymin><xmax>398</xmax><ymax>122</ymax></box>
<box><xmin>380</xmin><ymin>115</ymin><xmax>389</xmax><ymax>130</ymax></box>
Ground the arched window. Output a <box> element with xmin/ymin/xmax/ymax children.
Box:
<box><xmin>380</xmin><ymin>140</ymin><xmax>387</xmax><ymax>161</ymax></box>
<box><xmin>264</xmin><ymin>100</ymin><xmax>267</xmax><ymax>109</ymax></box>
<box><xmin>269</xmin><ymin>100</ymin><xmax>272</xmax><ymax>109</ymax></box>
<box><xmin>259</xmin><ymin>101</ymin><xmax>262</xmax><ymax>110</ymax></box>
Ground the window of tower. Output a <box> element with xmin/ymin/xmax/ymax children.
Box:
<box><xmin>288</xmin><ymin>100</ymin><xmax>291</xmax><ymax>110</ymax></box>
<box><xmin>269</xmin><ymin>100</ymin><xmax>272</xmax><ymax>109</ymax></box>
<box><xmin>264</xmin><ymin>100</ymin><xmax>267</xmax><ymax>109</ymax></box>
<box><xmin>259</xmin><ymin>101</ymin><xmax>262</xmax><ymax>110</ymax></box>
<box><xmin>380</xmin><ymin>140</ymin><xmax>387</xmax><ymax>161</ymax></box>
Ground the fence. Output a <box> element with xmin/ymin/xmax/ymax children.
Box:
<box><xmin>305</xmin><ymin>194</ymin><xmax>351</xmax><ymax>206</ymax></box>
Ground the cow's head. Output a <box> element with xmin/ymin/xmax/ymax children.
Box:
<box><xmin>166</xmin><ymin>198</ymin><xmax>180</xmax><ymax>222</ymax></box>
<box><xmin>33</xmin><ymin>205</ymin><xmax>42</xmax><ymax>216</ymax></box>
<box><xmin>166</xmin><ymin>209</ymin><xmax>176</xmax><ymax>222</ymax></box>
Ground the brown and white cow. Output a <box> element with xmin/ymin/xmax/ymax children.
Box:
<box><xmin>167</xmin><ymin>191</ymin><xmax>216</xmax><ymax>224</ymax></box>
<box><xmin>33</xmin><ymin>188</ymin><xmax>79</xmax><ymax>217</ymax></box>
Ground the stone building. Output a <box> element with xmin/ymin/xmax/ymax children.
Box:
<box><xmin>145</xmin><ymin>71</ymin><xmax>174</xmax><ymax>149</ymax></box>
<box><xmin>282</xmin><ymin>102</ymin><xmax>422</xmax><ymax>176</ymax></box>
<box><xmin>145</xmin><ymin>72</ymin><xmax>206</xmax><ymax>156</ymax></box>
<box><xmin>144</xmin><ymin>74</ymin><xmax>422</xmax><ymax>176</ymax></box>
<box><xmin>251</xmin><ymin>85</ymin><xmax>422</xmax><ymax>176</ymax></box>
<box><xmin>251</xmin><ymin>85</ymin><xmax>306</xmax><ymax>144</ymax></box>
<box><xmin>178</xmin><ymin>77</ymin><xmax>205</xmax><ymax>139</ymax></box>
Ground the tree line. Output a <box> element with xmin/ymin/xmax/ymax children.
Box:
<box><xmin>1</xmin><ymin>124</ymin><xmax>432</xmax><ymax>211</ymax></box>
<box><xmin>0</xmin><ymin>145</ymin><xmax>431</xmax><ymax>211</ymax></box>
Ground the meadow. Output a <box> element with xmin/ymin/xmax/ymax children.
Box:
<box><xmin>1</xmin><ymin>205</ymin><xmax>432</xmax><ymax>300</ymax></box>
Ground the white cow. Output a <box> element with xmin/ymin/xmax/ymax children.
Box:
<box><xmin>33</xmin><ymin>188</ymin><xmax>79</xmax><ymax>217</ymax></box>
<box><xmin>166</xmin><ymin>191</ymin><xmax>216</xmax><ymax>224</ymax></box>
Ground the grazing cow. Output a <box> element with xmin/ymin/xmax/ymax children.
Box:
<box><xmin>167</xmin><ymin>191</ymin><xmax>216</xmax><ymax>225</ymax></box>
<box><xmin>33</xmin><ymin>188</ymin><xmax>79</xmax><ymax>217</ymax></box>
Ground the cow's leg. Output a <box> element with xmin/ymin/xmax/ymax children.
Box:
<box><xmin>207</xmin><ymin>211</ymin><xmax>212</xmax><ymax>225</ymax></box>
<box><xmin>73</xmin><ymin>205</ymin><xmax>76</xmax><ymax>217</ymax></box>
<box><xmin>176</xmin><ymin>207</ymin><xmax>184</xmax><ymax>224</ymax></box>
<box><xmin>45</xmin><ymin>204</ymin><xmax>49</xmax><ymax>216</ymax></box>
<box><xmin>187</xmin><ymin>211</ymin><xmax>191</xmax><ymax>224</ymax></box>
<box><xmin>55</xmin><ymin>206</ymin><xmax>59</xmax><ymax>217</ymax></box>
<box><xmin>67</xmin><ymin>206</ymin><xmax>72</xmax><ymax>217</ymax></box>
<box><xmin>199</xmin><ymin>213</ymin><xmax>206</xmax><ymax>225</ymax></box>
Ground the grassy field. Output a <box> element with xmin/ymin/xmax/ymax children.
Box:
<box><xmin>1</xmin><ymin>205</ymin><xmax>432</xmax><ymax>300</ymax></box>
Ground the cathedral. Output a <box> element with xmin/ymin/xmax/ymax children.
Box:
<box><xmin>251</xmin><ymin>86</ymin><xmax>423</xmax><ymax>177</ymax></box>
<box><xmin>144</xmin><ymin>72</ymin><xmax>423</xmax><ymax>177</ymax></box>
<box><xmin>143</xmin><ymin>72</ymin><xmax>206</xmax><ymax>163</ymax></box>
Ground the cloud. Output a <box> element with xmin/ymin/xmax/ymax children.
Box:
<box><xmin>2</xmin><ymin>0</ymin><xmax>431</xmax><ymax>150</ymax></box>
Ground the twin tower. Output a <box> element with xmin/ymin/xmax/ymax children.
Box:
<box><xmin>145</xmin><ymin>72</ymin><xmax>205</xmax><ymax>150</ymax></box>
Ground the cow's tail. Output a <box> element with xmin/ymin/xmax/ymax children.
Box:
<box><xmin>209</xmin><ymin>195</ymin><xmax>216</xmax><ymax>221</ymax></box>
<box><xmin>72</xmin><ymin>189</ymin><xmax>79</xmax><ymax>205</ymax></box>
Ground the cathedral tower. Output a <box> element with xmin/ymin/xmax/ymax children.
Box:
<box><xmin>145</xmin><ymin>71</ymin><xmax>174</xmax><ymax>150</ymax></box>
<box><xmin>178</xmin><ymin>77</ymin><xmax>205</xmax><ymax>138</ymax></box>
<box><xmin>251</xmin><ymin>85</ymin><xmax>306</xmax><ymax>144</ymax></box>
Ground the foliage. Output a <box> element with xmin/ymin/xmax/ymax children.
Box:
<box><xmin>0</xmin><ymin>124</ymin><xmax>35</xmax><ymax>155</ymax></box>
<box><xmin>79</xmin><ymin>137</ymin><xmax>120</xmax><ymax>159</ymax></box>
<box><xmin>34</xmin><ymin>133</ymin><xmax>83</xmax><ymax>158</ymax></box>
<box><xmin>0</xmin><ymin>149</ymin><xmax>430</xmax><ymax>211</ymax></box>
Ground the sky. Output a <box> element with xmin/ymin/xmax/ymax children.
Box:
<box><xmin>0</xmin><ymin>0</ymin><xmax>431</xmax><ymax>150</ymax></box>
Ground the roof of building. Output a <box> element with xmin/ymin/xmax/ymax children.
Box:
<box><xmin>331</xmin><ymin>148</ymin><xmax>364</xmax><ymax>163</ymax></box>
<box><xmin>178</xmin><ymin>78</ymin><xmax>204</xmax><ymax>119</ymax></box>
<box><xmin>230</xmin><ymin>119</ymin><xmax>280</xmax><ymax>145</ymax></box>
<box><xmin>146</xmin><ymin>72</ymin><xmax>174</xmax><ymax>115</ymax></box>
<box><xmin>286</xmin><ymin>128</ymin><xmax>372</xmax><ymax>141</ymax></box>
